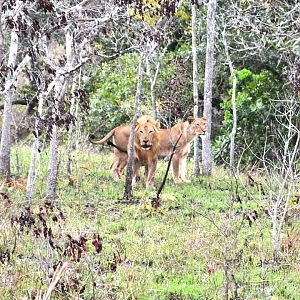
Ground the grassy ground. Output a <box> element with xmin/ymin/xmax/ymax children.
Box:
<box><xmin>0</xmin><ymin>146</ymin><xmax>300</xmax><ymax>299</ymax></box>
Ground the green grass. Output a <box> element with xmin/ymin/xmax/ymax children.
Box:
<box><xmin>0</xmin><ymin>146</ymin><xmax>300</xmax><ymax>299</ymax></box>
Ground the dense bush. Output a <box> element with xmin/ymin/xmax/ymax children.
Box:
<box><xmin>213</xmin><ymin>68</ymin><xmax>289</xmax><ymax>166</ymax></box>
<box><xmin>85</xmin><ymin>53</ymin><xmax>139</xmax><ymax>135</ymax></box>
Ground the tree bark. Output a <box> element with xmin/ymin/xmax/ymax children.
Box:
<box><xmin>191</xmin><ymin>1</ymin><xmax>200</xmax><ymax>176</ymax></box>
<box><xmin>145</xmin><ymin>44</ymin><xmax>166</xmax><ymax>121</ymax></box>
<box><xmin>26</xmin><ymin>73</ymin><xmax>68</xmax><ymax>205</ymax></box>
<box><xmin>65</xmin><ymin>26</ymin><xmax>77</xmax><ymax>181</ymax></box>
<box><xmin>46</xmin><ymin>122</ymin><xmax>59</xmax><ymax>202</ymax></box>
<box><xmin>124</xmin><ymin>54</ymin><xmax>144</xmax><ymax>200</ymax></box>
<box><xmin>75</xmin><ymin>81</ymin><xmax>81</xmax><ymax>193</ymax></box>
<box><xmin>202</xmin><ymin>0</ymin><xmax>217</xmax><ymax>176</ymax></box>
<box><xmin>25</xmin><ymin>104</ymin><xmax>43</xmax><ymax>208</ymax></box>
<box><xmin>45</xmin><ymin>76</ymin><xmax>68</xmax><ymax>202</ymax></box>
<box><xmin>0</xmin><ymin>29</ymin><xmax>19</xmax><ymax>178</ymax></box>
<box><xmin>25</xmin><ymin>35</ymin><xmax>57</xmax><ymax>207</ymax></box>
<box><xmin>146</xmin><ymin>58</ymin><xmax>158</xmax><ymax>120</ymax></box>
<box><xmin>0</xmin><ymin>0</ymin><xmax>4</xmax><ymax>65</ymax></box>
<box><xmin>67</xmin><ymin>77</ymin><xmax>77</xmax><ymax>181</ymax></box>
<box><xmin>222</xmin><ymin>29</ymin><xmax>237</xmax><ymax>176</ymax></box>
<box><xmin>46</xmin><ymin>25</ymin><xmax>76</xmax><ymax>202</ymax></box>
<box><xmin>25</xmin><ymin>132</ymin><xmax>40</xmax><ymax>208</ymax></box>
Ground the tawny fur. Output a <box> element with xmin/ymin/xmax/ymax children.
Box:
<box><xmin>89</xmin><ymin>116</ymin><xmax>207</xmax><ymax>184</ymax></box>
<box><xmin>133</xmin><ymin>116</ymin><xmax>160</xmax><ymax>188</ymax></box>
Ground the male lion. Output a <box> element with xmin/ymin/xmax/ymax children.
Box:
<box><xmin>89</xmin><ymin>115</ymin><xmax>160</xmax><ymax>186</ymax></box>
<box><xmin>132</xmin><ymin>115</ymin><xmax>160</xmax><ymax>188</ymax></box>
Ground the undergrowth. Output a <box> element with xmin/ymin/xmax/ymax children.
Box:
<box><xmin>0</xmin><ymin>146</ymin><xmax>300</xmax><ymax>299</ymax></box>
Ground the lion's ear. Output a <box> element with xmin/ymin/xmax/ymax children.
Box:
<box><xmin>155</xmin><ymin>120</ymin><xmax>160</xmax><ymax>129</ymax></box>
<box><xmin>187</xmin><ymin>116</ymin><xmax>195</xmax><ymax>124</ymax></box>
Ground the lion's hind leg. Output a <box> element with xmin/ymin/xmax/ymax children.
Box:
<box><xmin>110</xmin><ymin>150</ymin><xmax>127</xmax><ymax>181</ymax></box>
<box><xmin>111</xmin><ymin>159</ymin><xmax>121</xmax><ymax>181</ymax></box>
<box><xmin>117</xmin><ymin>152</ymin><xmax>128</xmax><ymax>180</ymax></box>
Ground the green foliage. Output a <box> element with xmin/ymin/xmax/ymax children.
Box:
<box><xmin>85</xmin><ymin>49</ymin><xmax>184</xmax><ymax>133</ymax></box>
<box><xmin>213</xmin><ymin>68</ymin><xmax>284</xmax><ymax>165</ymax></box>
<box><xmin>86</xmin><ymin>53</ymin><xmax>140</xmax><ymax>134</ymax></box>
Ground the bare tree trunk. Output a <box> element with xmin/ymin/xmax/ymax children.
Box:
<box><xmin>271</xmin><ymin>99</ymin><xmax>300</xmax><ymax>263</ymax></box>
<box><xmin>67</xmin><ymin>77</ymin><xmax>77</xmax><ymax>181</ymax></box>
<box><xmin>25</xmin><ymin>35</ymin><xmax>57</xmax><ymax>207</ymax></box>
<box><xmin>46</xmin><ymin>123</ymin><xmax>59</xmax><ymax>202</ymax></box>
<box><xmin>124</xmin><ymin>54</ymin><xmax>144</xmax><ymax>200</ymax></box>
<box><xmin>45</xmin><ymin>77</ymin><xmax>68</xmax><ymax>202</ymax></box>
<box><xmin>0</xmin><ymin>29</ymin><xmax>19</xmax><ymax>179</ymax></box>
<box><xmin>222</xmin><ymin>29</ymin><xmax>237</xmax><ymax>176</ymax></box>
<box><xmin>65</xmin><ymin>26</ymin><xmax>76</xmax><ymax>181</ymax></box>
<box><xmin>46</xmin><ymin>25</ymin><xmax>76</xmax><ymax>202</ymax></box>
<box><xmin>191</xmin><ymin>1</ymin><xmax>200</xmax><ymax>176</ymax></box>
<box><xmin>0</xmin><ymin>0</ymin><xmax>4</xmax><ymax>65</ymax></box>
<box><xmin>145</xmin><ymin>45</ymin><xmax>166</xmax><ymax>121</ymax></box>
<box><xmin>229</xmin><ymin>76</ymin><xmax>237</xmax><ymax>176</ymax></box>
<box><xmin>11</xmin><ymin>114</ymin><xmax>22</xmax><ymax>177</ymax></box>
<box><xmin>146</xmin><ymin>58</ymin><xmax>158</xmax><ymax>120</ymax></box>
<box><xmin>25</xmin><ymin>133</ymin><xmax>40</xmax><ymax>208</ymax></box>
<box><xmin>75</xmin><ymin>86</ymin><xmax>81</xmax><ymax>193</ymax></box>
<box><xmin>25</xmin><ymin>94</ymin><xmax>44</xmax><ymax>207</ymax></box>
<box><xmin>202</xmin><ymin>0</ymin><xmax>217</xmax><ymax>176</ymax></box>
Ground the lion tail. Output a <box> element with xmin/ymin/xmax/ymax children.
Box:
<box><xmin>88</xmin><ymin>128</ymin><xmax>116</xmax><ymax>145</ymax></box>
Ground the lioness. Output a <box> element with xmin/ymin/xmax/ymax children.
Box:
<box><xmin>89</xmin><ymin>116</ymin><xmax>207</xmax><ymax>183</ymax></box>
<box><xmin>158</xmin><ymin>116</ymin><xmax>207</xmax><ymax>183</ymax></box>
<box><xmin>133</xmin><ymin>115</ymin><xmax>160</xmax><ymax>188</ymax></box>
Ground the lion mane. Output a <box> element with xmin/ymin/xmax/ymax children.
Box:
<box><xmin>132</xmin><ymin>115</ymin><xmax>160</xmax><ymax>188</ymax></box>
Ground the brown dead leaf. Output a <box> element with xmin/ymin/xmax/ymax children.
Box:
<box><xmin>7</xmin><ymin>178</ymin><xmax>27</xmax><ymax>190</ymax></box>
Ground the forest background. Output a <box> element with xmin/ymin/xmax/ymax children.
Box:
<box><xmin>0</xmin><ymin>0</ymin><xmax>300</xmax><ymax>299</ymax></box>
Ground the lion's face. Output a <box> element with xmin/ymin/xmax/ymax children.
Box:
<box><xmin>188</xmin><ymin>117</ymin><xmax>207</xmax><ymax>135</ymax></box>
<box><xmin>135</xmin><ymin>117</ymin><xmax>160</xmax><ymax>151</ymax></box>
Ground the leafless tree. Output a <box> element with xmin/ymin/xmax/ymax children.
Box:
<box><xmin>202</xmin><ymin>0</ymin><xmax>217</xmax><ymax>176</ymax></box>
<box><xmin>45</xmin><ymin>75</ymin><xmax>67</xmax><ymax>202</ymax></box>
<box><xmin>0</xmin><ymin>0</ymin><xmax>30</xmax><ymax>178</ymax></box>
<box><xmin>222</xmin><ymin>28</ymin><xmax>237</xmax><ymax>176</ymax></box>
<box><xmin>269</xmin><ymin>99</ymin><xmax>299</xmax><ymax>263</ymax></box>
<box><xmin>238</xmin><ymin>97</ymin><xmax>300</xmax><ymax>263</ymax></box>
<box><xmin>0</xmin><ymin>0</ymin><xmax>4</xmax><ymax>65</ymax></box>
<box><xmin>22</xmin><ymin>0</ymin><xmax>126</xmax><ymax>204</ymax></box>
<box><xmin>144</xmin><ymin>17</ymin><xmax>174</xmax><ymax>120</ymax></box>
<box><xmin>145</xmin><ymin>43</ymin><xmax>167</xmax><ymax>120</ymax></box>
<box><xmin>124</xmin><ymin>53</ymin><xmax>144</xmax><ymax>200</ymax></box>
<box><xmin>25</xmin><ymin>58</ymin><xmax>47</xmax><ymax>207</ymax></box>
<box><xmin>191</xmin><ymin>0</ymin><xmax>200</xmax><ymax>176</ymax></box>
<box><xmin>66</xmin><ymin>76</ymin><xmax>79</xmax><ymax>184</ymax></box>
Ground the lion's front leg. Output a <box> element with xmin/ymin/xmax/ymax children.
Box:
<box><xmin>179</xmin><ymin>155</ymin><xmax>191</xmax><ymax>183</ymax></box>
<box><xmin>145</xmin><ymin>159</ymin><xmax>157</xmax><ymax>188</ymax></box>
<box><xmin>144</xmin><ymin>165</ymin><xmax>149</xmax><ymax>180</ymax></box>
<box><xmin>172</xmin><ymin>154</ymin><xmax>182</xmax><ymax>184</ymax></box>
<box><xmin>132</xmin><ymin>160</ymin><xmax>141</xmax><ymax>186</ymax></box>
